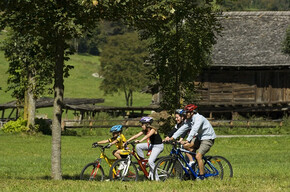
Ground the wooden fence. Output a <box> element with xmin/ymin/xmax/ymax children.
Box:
<box><xmin>62</xmin><ymin>118</ymin><xmax>284</xmax><ymax>130</ymax></box>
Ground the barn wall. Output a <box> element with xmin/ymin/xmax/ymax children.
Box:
<box><xmin>197</xmin><ymin>70</ymin><xmax>290</xmax><ymax>104</ymax></box>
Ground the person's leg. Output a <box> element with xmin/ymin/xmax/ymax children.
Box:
<box><xmin>113</xmin><ymin>150</ymin><xmax>122</xmax><ymax>159</ymax></box>
<box><xmin>148</xmin><ymin>144</ymin><xmax>164</xmax><ymax>180</ymax></box>
<box><xmin>196</xmin><ymin>139</ymin><xmax>214</xmax><ymax>177</ymax></box>
<box><xmin>183</xmin><ymin>138</ymin><xmax>199</xmax><ymax>166</ymax></box>
<box><xmin>136</xmin><ymin>143</ymin><xmax>148</xmax><ymax>159</ymax></box>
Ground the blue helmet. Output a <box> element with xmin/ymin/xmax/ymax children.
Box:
<box><xmin>140</xmin><ymin>116</ymin><xmax>153</xmax><ymax>124</ymax></box>
<box><xmin>110</xmin><ymin>125</ymin><xmax>123</xmax><ymax>133</ymax></box>
<box><xmin>175</xmin><ymin>109</ymin><xmax>185</xmax><ymax>115</ymax></box>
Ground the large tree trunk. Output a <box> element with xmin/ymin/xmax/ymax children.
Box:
<box><xmin>51</xmin><ymin>39</ymin><xmax>64</xmax><ymax>180</ymax></box>
<box><xmin>27</xmin><ymin>74</ymin><xmax>36</xmax><ymax>130</ymax></box>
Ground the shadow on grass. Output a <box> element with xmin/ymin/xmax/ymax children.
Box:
<box><xmin>40</xmin><ymin>174</ymin><xmax>81</xmax><ymax>180</ymax></box>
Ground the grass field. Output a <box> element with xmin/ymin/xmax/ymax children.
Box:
<box><xmin>0</xmin><ymin>133</ymin><xmax>289</xmax><ymax>192</ymax></box>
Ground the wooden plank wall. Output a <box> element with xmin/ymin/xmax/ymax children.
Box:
<box><xmin>197</xmin><ymin>70</ymin><xmax>290</xmax><ymax>104</ymax></box>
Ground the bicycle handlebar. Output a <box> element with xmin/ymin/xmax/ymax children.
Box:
<box><xmin>92</xmin><ymin>143</ymin><xmax>111</xmax><ymax>149</ymax></box>
<box><xmin>124</xmin><ymin>141</ymin><xmax>136</xmax><ymax>148</ymax></box>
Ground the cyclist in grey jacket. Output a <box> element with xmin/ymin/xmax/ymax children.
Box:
<box><xmin>165</xmin><ymin>104</ymin><xmax>216</xmax><ymax>179</ymax></box>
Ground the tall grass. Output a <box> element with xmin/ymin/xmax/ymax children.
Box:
<box><xmin>0</xmin><ymin>134</ymin><xmax>289</xmax><ymax>191</ymax></box>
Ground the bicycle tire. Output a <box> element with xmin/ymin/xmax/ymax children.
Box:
<box><xmin>109</xmin><ymin>158</ymin><xmax>138</xmax><ymax>181</ymax></box>
<box><xmin>211</xmin><ymin>155</ymin><xmax>233</xmax><ymax>179</ymax></box>
<box><xmin>153</xmin><ymin>156</ymin><xmax>183</xmax><ymax>181</ymax></box>
<box><xmin>80</xmin><ymin>162</ymin><xmax>105</xmax><ymax>181</ymax></box>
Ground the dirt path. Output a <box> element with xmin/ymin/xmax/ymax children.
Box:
<box><xmin>217</xmin><ymin>135</ymin><xmax>285</xmax><ymax>138</ymax></box>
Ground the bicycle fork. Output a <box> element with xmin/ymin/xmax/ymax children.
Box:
<box><xmin>120</xmin><ymin>156</ymin><xmax>131</xmax><ymax>179</ymax></box>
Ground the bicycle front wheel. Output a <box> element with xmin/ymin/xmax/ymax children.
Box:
<box><xmin>153</xmin><ymin>156</ymin><xmax>183</xmax><ymax>181</ymax></box>
<box><xmin>80</xmin><ymin>162</ymin><xmax>105</xmax><ymax>181</ymax></box>
<box><xmin>212</xmin><ymin>156</ymin><xmax>233</xmax><ymax>179</ymax></box>
<box><xmin>109</xmin><ymin>158</ymin><xmax>138</xmax><ymax>181</ymax></box>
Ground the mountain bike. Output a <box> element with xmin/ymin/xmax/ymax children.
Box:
<box><xmin>108</xmin><ymin>141</ymin><xmax>154</xmax><ymax>181</ymax></box>
<box><xmin>153</xmin><ymin>141</ymin><xmax>233</xmax><ymax>181</ymax></box>
<box><xmin>80</xmin><ymin>143</ymin><xmax>129</xmax><ymax>181</ymax></box>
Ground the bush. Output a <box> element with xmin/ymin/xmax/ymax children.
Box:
<box><xmin>1</xmin><ymin>118</ymin><xmax>29</xmax><ymax>133</ymax></box>
<box><xmin>35</xmin><ymin>118</ymin><xmax>52</xmax><ymax>135</ymax></box>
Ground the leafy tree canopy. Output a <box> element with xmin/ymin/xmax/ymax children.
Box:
<box><xmin>99</xmin><ymin>32</ymin><xmax>150</xmax><ymax>106</ymax></box>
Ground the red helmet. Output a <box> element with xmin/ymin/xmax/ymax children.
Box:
<box><xmin>184</xmin><ymin>104</ymin><xmax>197</xmax><ymax>112</ymax></box>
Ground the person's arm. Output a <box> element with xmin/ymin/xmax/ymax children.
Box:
<box><xmin>96</xmin><ymin>139</ymin><xmax>110</xmax><ymax>144</ymax></box>
<box><xmin>167</xmin><ymin>127</ymin><xmax>178</xmax><ymax>138</ymax></box>
<box><xmin>186</xmin><ymin>116</ymin><xmax>203</xmax><ymax>142</ymax></box>
<box><xmin>126</xmin><ymin>131</ymin><xmax>144</xmax><ymax>142</ymax></box>
<box><xmin>171</xmin><ymin>123</ymin><xmax>190</xmax><ymax>140</ymax></box>
<box><xmin>136</xmin><ymin>129</ymin><xmax>155</xmax><ymax>143</ymax></box>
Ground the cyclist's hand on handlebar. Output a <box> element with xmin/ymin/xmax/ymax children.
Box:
<box><xmin>135</xmin><ymin>140</ymin><xmax>140</xmax><ymax>143</ymax></box>
<box><xmin>180</xmin><ymin>140</ymin><xmax>188</xmax><ymax>145</ymax></box>
<box><xmin>92</xmin><ymin>142</ymin><xmax>98</xmax><ymax>147</ymax></box>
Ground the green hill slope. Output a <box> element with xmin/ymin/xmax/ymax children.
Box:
<box><xmin>0</xmin><ymin>52</ymin><xmax>151</xmax><ymax>106</ymax></box>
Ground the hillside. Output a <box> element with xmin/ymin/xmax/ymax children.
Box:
<box><xmin>0</xmin><ymin>32</ymin><xmax>152</xmax><ymax>118</ymax></box>
<box><xmin>0</xmin><ymin>52</ymin><xmax>151</xmax><ymax>105</ymax></box>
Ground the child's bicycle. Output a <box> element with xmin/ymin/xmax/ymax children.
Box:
<box><xmin>80</xmin><ymin>143</ymin><xmax>130</xmax><ymax>181</ymax></box>
<box><xmin>108</xmin><ymin>141</ymin><xmax>153</xmax><ymax>181</ymax></box>
<box><xmin>153</xmin><ymin>141</ymin><xmax>233</xmax><ymax>181</ymax></box>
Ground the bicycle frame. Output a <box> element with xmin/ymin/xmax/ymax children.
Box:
<box><xmin>168</xmin><ymin>143</ymin><xmax>219</xmax><ymax>179</ymax></box>
<box><xmin>94</xmin><ymin>146</ymin><xmax>116</xmax><ymax>167</ymax></box>
<box><xmin>127</xmin><ymin>142</ymin><xmax>150</xmax><ymax>178</ymax></box>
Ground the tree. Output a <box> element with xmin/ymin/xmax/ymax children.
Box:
<box><xmin>126</xmin><ymin>0</ymin><xmax>222</xmax><ymax>110</ymax></box>
<box><xmin>99</xmin><ymin>32</ymin><xmax>150</xmax><ymax>106</ymax></box>
<box><xmin>2</xmin><ymin>30</ymin><xmax>53</xmax><ymax>129</ymax></box>
<box><xmin>0</xmin><ymin>0</ymin><xmax>100</xmax><ymax>180</ymax></box>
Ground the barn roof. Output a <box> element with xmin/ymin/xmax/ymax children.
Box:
<box><xmin>212</xmin><ymin>11</ymin><xmax>290</xmax><ymax>69</ymax></box>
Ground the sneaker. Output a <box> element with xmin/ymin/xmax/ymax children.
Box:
<box><xmin>197</xmin><ymin>175</ymin><xmax>205</xmax><ymax>180</ymax></box>
<box><xmin>188</xmin><ymin>161</ymin><xmax>195</xmax><ymax>167</ymax></box>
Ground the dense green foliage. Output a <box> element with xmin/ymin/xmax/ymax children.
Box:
<box><xmin>1</xmin><ymin>118</ymin><xmax>28</xmax><ymax>133</ymax></box>
<box><xmin>129</xmin><ymin>1</ymin><xmax>222</xmax><ymax>110</ymax></box>
<box><xmin>0</xmin><ymin>134</ymin><xmax>289</xmax><ymax>191</ymax></box>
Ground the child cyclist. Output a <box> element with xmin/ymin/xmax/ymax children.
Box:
<box><xmin>125</xmin><ymin>117</ymin><xmax>164</xmax><ymax>180</ymax></box>
<box><xmin>92</xmin><ymin>124</ymin><xmax>128</xmax><ymax>160</ymax></box>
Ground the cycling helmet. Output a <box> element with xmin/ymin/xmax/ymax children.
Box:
<box><xmin>184</xmin><ymin>104</ymin><xmax>198</xmax><ymax>112</ymax></box>
<box><xmin>110</xmin><ymin>125</ymin><xmax>123</xmax><ymax>133</ymax></box>
<box><xmin>140</xmin><ymin>116</ymin><xmax>153</xmax><ymax>124</ymax></box>
<box><xmin>175</xmin><ymin>109</ymin><xmax>185</xmax><ymax>115</ymax></box>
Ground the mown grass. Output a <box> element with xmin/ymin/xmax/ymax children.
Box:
<box><xmin>0</xmin><ymin>133</ymin><xmax>289</xmax><ymax>192</ymax></box>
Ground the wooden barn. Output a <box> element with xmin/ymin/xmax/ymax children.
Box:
<box><xmin>196</xmin><ymin>11</ymin><xmax>290</xmax><ymax>118</ymax></box>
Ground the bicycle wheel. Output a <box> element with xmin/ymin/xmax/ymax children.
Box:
<box><xmin>80</xmin><ymin>162</ymin><xmax>105</xmax><ymax>181</ymax></box>
<box><xmin>153</xmin><ymin>156</ymin><xmax>183</xmax><ymax>181</ymax></box>
<box><xmin>109</xmin><ymin>158</ymin><xmax>138</xmax><ymax>181</ymax></box>
<box><xmin>192</xmin><ymin>156</ymin><xmax>223</xmax><ymax>180</ymax></box>
<box><xmin>212</xmin><ymin>156</ymin><xmax>233</xmax><ymax>179</ymax></box>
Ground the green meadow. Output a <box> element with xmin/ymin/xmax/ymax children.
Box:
<box><xmin>0</xmin><ymin>133</ymin><xmax>289</xmax><ymax>192</ymax></box>
<box><xmin>0</xmin><ymin>50</ymin><xmax>152</xmax><ymax>118</ymax></box>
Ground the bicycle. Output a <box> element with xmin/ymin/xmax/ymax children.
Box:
<box><xmin>80</xmin><ymin>143</ymin><xmax>130</xmax><ymax>181</ymax></box>
<box><xmin>153</xmin><ymin>141</ymin><xmax>233</xmax><ymax>181</ymax></box>
<box><xmin>108</xmin><ymin>141</ymin><xmax>154</xmax><ymax>181</ymax></box>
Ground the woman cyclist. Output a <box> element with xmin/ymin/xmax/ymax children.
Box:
<box><xmin>164</xmin><ymin>109</ymin><xmax>187</xmax><ymax>142</ymax></box>
<box><xmin>125</xmin><ymin>116</ymin><xmax>164</xmax><ymax>180</ymax></box>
